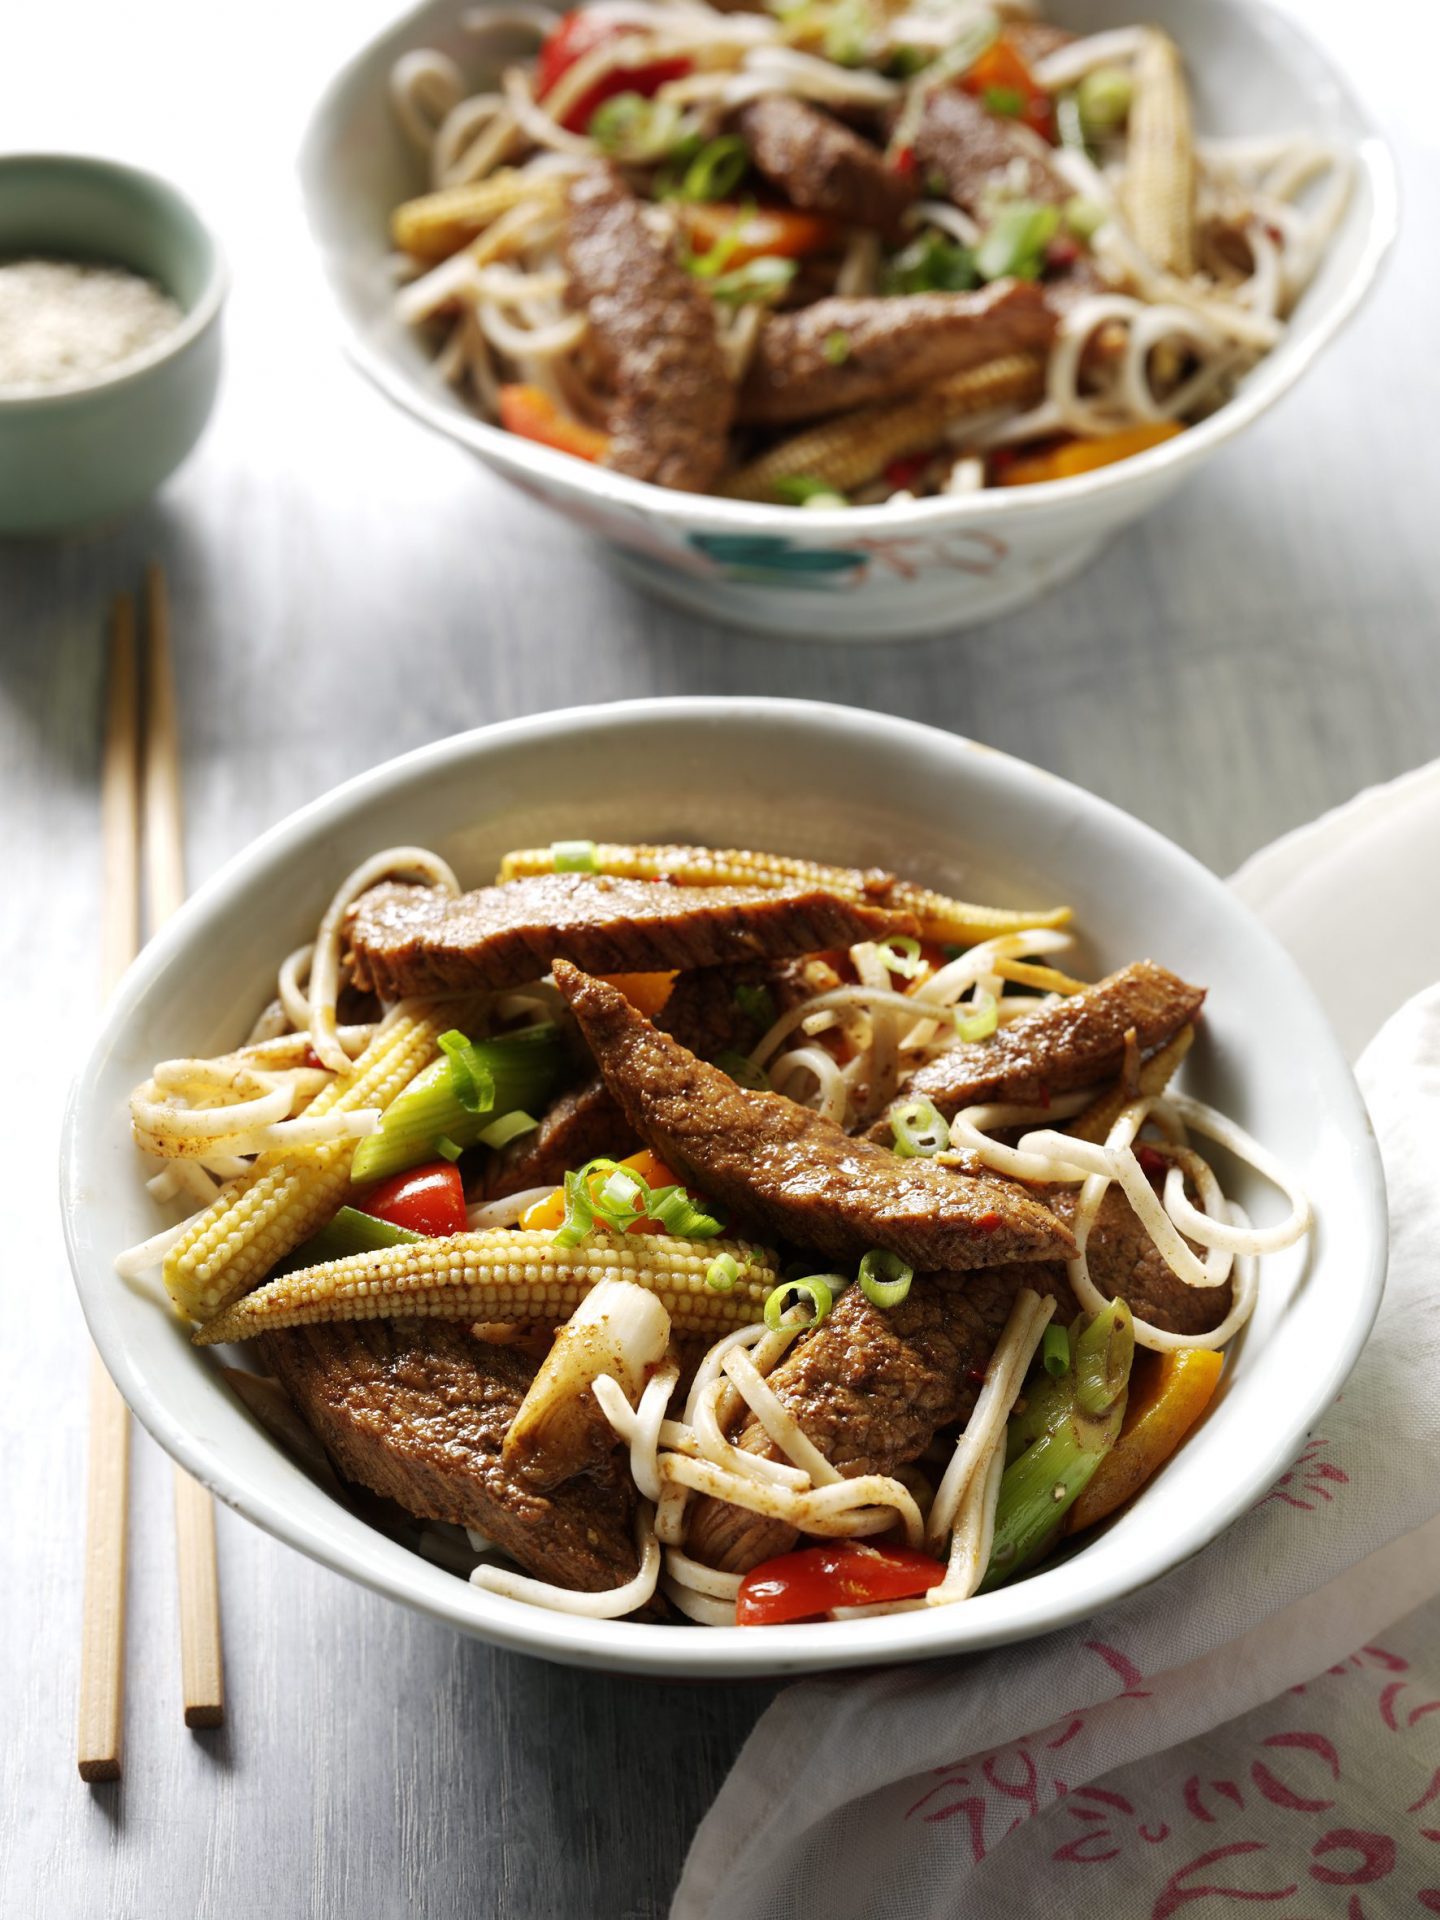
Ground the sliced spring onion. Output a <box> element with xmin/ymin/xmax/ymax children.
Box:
<box><xmin>281</xmin><ymin>1205</ymin><xmax>423</xmax><ymax>1272</ymax></box>
<box><xmin>552</xmin><ymin>838</ymin><xmax>598</xmax><ymax>872</ymax></box>
<box><xmin>588</xmin><ymin>91</ymin><xmax>685</xmax><ymax>162</ymax></box>
<box><xmin>773</xmin><ymin>475</ymin><xmax>847</xmax><ymax>508</ymax></box>
<box><xmin>350</xmin><ymin>1024</ymin><xmax>565</xmax><ymax>1184</ymax></box>
<box><xmin>706</xmin><ymin>1252</ymin><xmax>740</xmax><ymax>1293</ymax></box>
<box><xmin>553</xmin><ymin>1167</ymin><xmax>596</xmax><ymax>1249</ymax></box>
<box><xmin>763</xmin><ymin>1274</ymin><xmax>835</xmax><ymax>1332</ymax></box>
<box><xmin>822</xmin><ymin>329</ymin><xmax>851</xmax><ymax>366</ymax></box>
<box><xmin>679</xmin><ymin>134</ymin><xmax>749</xmax><ymax>202</ymax></box>
<box><xmin>432</xmin><ymin>1135</ymin><xmax>463</xmax><ymax>1163</ymax></box>
<box><xmin>887</xmin><ymin>44</ymin><xmax>930</xmax><ymax>78</ymax></box>
<box><xmin>890</xmin><ymin>1097</ymin><xmax>951</xmax><ymax>1159</ymax></box>
<box><xmin>715</xmin><ymin>1050</ymin><xmax>771</xmax><ymax>1092</ymax></box>
<box><xmin>975</xmin><ymin>202</ymin><xmax>1061</xmax><ymax>283</ymax></box>
<box><xmin>734</xmin><ymin>982</ymin><xmax>777</xmax><ymax>1027</ymax></box>
<box><xmin>857</xmin><ymin>1248</ymin><xmax>913</xmax><ymax>1309</ymax></box>
<box><xmin>1077</xmin><ymin>65</ymin><xmax>1133</xmax><ymax>140</ymax></box>
<box><xmin>477</xmin><ymin>1109</ymin><xmax>538</xmax><ymax>1150</ymax></box>
<box><xmin>956</xmin><ymin>993</ymin><xmax>999</xmax><ymax>1044</ymax></box>
<box><xmin>982</xmin><ymin>84</ymin><xmax>1024</xmax><ymax>118</ymax></box>
<box><xmin>1042</xmin><ymin>1323</ymin><xmax>1071</xmax><ymax>1378</ymax></box>
<box><xmin>1064</xmin><ymin>195</ymin><xmax>1107</xmax><ymax>242</ymax></box>
<box><xmin>648</xmin><ymin>1184</ymin><xmax>725</xmax><ymax>1239</ymax></box>
<box><xmin>708</xmin><ymin>255</ymin><xmax>797</xmax><ymax>306</ymax></box>
<box><xmin>876</xmin><ymin>934</ymin><xmax>925</xmax><ymax>980</ymax></box>
<box><xmin>881</xmin><ymin>230</ymin><xmax>979</xmax><ymax>297</ymax></box>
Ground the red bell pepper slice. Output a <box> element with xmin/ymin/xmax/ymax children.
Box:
<box><xmin>736</xmin><ymin>1542</ymin><xmax>946</xmax><ymax>1625</ymax></box>
<box><xmin>535</xmin><ymin>11</ymin><xmax>691</xmax><ymax>134</ymax></box>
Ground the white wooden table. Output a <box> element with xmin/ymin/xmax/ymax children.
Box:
<box><xmin>2</xmin><ymin>2</ymin><xmax>1436</xmax><ymax>1913</ymax></box>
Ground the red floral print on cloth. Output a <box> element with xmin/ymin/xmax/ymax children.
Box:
<box><xmin>1261</xmin><ymin>1435</ymin><xmax>1350</xmax><ymax>1512</ymax></box>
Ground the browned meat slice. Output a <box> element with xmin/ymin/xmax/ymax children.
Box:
<box><xmin>688</xmin><ymin>1263</ymin><xmax>1076</xmax><ymax>1571</ymax></box>
<box><xmin>737</xmin><ymin>281</ymin><xmax>1055</xmax><ymax>423</ymax></box>
<box><xmin>1052</xmin><ymin>1184</ymin><xmax>1232</xmax><ymax>1337</ymax></box>
<box><xmin>554</xmin><ymin>962</ymin><xmax>1074</xmax><ymax>1269</ymax></box>
<box><xmin>348</xmin><ymin>873</ymin><xmax>914</xmax><ymax>999</ymax></box>
<box><xmin>480</xmin><ymin>1074</ymin><xmax>629</xmax><ymax>1201</ymax></box>
<box><xmin>913</xmin><ymin>87</ymin><xmax>1067</xmax><ymax>215</ymax></box>
<box><xmin>564</xmin><ymin>166</ymin><xmax>733</xmax><ymax>492</ymax></box>
<box><xmin>261</xmin><ymin>1320</ymin><xmax>639</xmax><ymax>1590</ymax></box>
<box><xmin>740</xmin><ymin>96</ymin><xmax>916</xmax><ymax>238</ymax></box>
<box><xmin>873</xmin><ymin>960</ymin><xmax>1206</xmax><ymax>1135</ymax></box>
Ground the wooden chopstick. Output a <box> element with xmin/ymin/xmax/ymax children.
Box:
<box><xmin>77</xmin><ymin>594</ymin><xmax>140</xmax><ymax>1783</ymax></box>
<box><xmin>142</xmin><ymin>563</ymin><xmax>226</xmax><ymax>1732</ymax></box>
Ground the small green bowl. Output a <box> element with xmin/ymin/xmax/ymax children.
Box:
<box><xmin>0</xmin><ymin>153</ymin><xmax>226</xmax><ymax>535</ymax></box>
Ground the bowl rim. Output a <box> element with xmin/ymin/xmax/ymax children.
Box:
<box><xmin>60</xmin><ymin>697</ymin><xmax>1389</xmax><ymax>1676</ymax></box>
<box><xmin>297</xmin><ymin>0</ymin><xmax>1399</xmax><ymax>534</ymax></box>
<box><xmin>0</xmin><ymin>150</ymin><xmax>229</xmax><ymax>413</ymax></box>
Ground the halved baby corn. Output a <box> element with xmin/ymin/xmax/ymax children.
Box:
<box><xmin>719</xmin><ymin>354</ymin><xmax>1047</xmax><ymax>503</ymax></box>
<box><xmin>498</xmin><ymin>841</ymin><xmax>1070</xmax><ymax>946</ymax></box>
<box><xmin>163</xmin><ymin>1001</ymin><xmax>477</xmax><ymax>1325</ymax></box>
<box><xmin>1122</xmin><ymin>30</ymin><xmax>1196</xmax><ymax>278</ymax></box>
<box><xmin>194</xmin><ymin>1231</ymin><xmax>780</xmax><ymax>1345</ymax></box>
<box><xmin>392</xmin><ymin>169</ymin><xmax>536</xmax><ymax>261</ymax></box>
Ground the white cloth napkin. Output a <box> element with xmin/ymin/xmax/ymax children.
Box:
<box><xmin>673</xmin><ymin>980</ymin><xmax>1440</xmax><ymax>1918</ymax></box>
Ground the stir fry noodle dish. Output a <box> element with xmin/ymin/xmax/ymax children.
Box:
<box><xmin>386</xmin><ymin>0</ymin><xmax>1351</xmax><ymax>505</ymax></box>
<box><xmin>121</xmin><ymin>841</ymin><xmax>1311</xmax><ymax>1626</ymax></box>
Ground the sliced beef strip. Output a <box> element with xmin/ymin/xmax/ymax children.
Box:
<box><xmin>686</xmin><ymin>1263</ymin><xmax>1076</xmax><ymax>1571</ymax></box>
<box><xmin>737</xmin><ymin>280</ymin><xmax>1055</xmax><ymax>423</ymax></box>
<box><xmin>912</xmin><ymin>87</ymin><xmax>1069</xmax><ymax>214</ymax></box>
<box><xmin>260</xmin><ymin>1320</ymin><xmax>640</xmax><ymax>1591</ymax></box>
<box><xmin>739</xmin><ymin>96</ymin><xmax>916</xmax><ymax>238</ymax></box>
<box><xmin>564</xmin><ymin>166</ymin><xmax>734</xmax><ymax>493</ymax></box>
<box><xmin>872</xmin><ymin>960</ymin><xmax>1206</xmax><ymax>1135</ymax></box>
<box><xmin>480</xmin><ymin>1073</ymin><xmax>628</xmax><ymax>1202</ymax></box>
<box><xmin>554</xmin><ymin>961</ymin><xmax>1075</xmax><ymax>1270</ymax></box>
<box><xmin>1052</xmin><ymin>1184</ymin><xmax>1233</xmax><ymax>1337</ymax></box>
<box><xmin>347</xmin><ymin>873</ymin><xmax>915</xmax><ymax>1000</ymax></box>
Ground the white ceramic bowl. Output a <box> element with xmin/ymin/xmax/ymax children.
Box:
<box><xmin>61</xmin><ymin>700</ymin><xmax>1385</xmax><ymax>1675</ymax></box>
<box><xmin>299</xmin><ymin>0</ymin><xmax>1396</xmax><ymax>640</ymax></box>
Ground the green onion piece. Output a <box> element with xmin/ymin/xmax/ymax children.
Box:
<box><xmin>714</xmin><ymin>1050</ymin><xmax>770</xmax><ymax>1091</ymax></box>
<box><xmin>983</xmin><ymin>84</ymin><xmax>1024</xmax><ymax>118</ymax></box>
<box><xmin>588</xmin><ymin>91</ymin><xmax>686</xmax><ymax>161</ymax></box>
<box><xmin>881</xmin><ymin>230</ymin><xmax>979</xmax><ymax>296</ymax></box>
<box><xmin>1042</xmin><ymin>1323</ymin><xmax>1071</xmax><ymax>1378</ymax></box>
<box><xmin>552</xmin><ymin>1167</ymin><xmax>597</xmax><ymax>1249</ymax></box>
<box><xmin>773</xmin><ymin>475</ymin><xmax>847</xmax><ymax>508</ymax></box>
<box><xmin>552</xmin><ymin>837</ymin><xmax>598</xmax><ymax>872</ymax></box>
<box><xmin>1054</xmin><ymin>89</ymin><xmax>1089</xmax><ymax>155</ymax></box>
<box><xmin>567</xmin><ymin>1157</ymin><xmax>645</xmax><ymax>1233</ymax></box>
<box><xmin>857</xmin><ymin>1248</ymin><xmax>914</xmax><ymax>1309</ymax></box>
<box><xmin>1063</xmin><ymin>195</ymin><xmax>1107</xmax><ymax>241</ymax></box>
<box><xmin>890</xmin><ymin>1097</ymin><xmax>951</xmax><ymax>1159</ymax></box>
<box><xmin>975</xmin><ymin>201</ymin><xmax>1062</xmax><ymax>282</ymax></box>
<box><xmin>708</xmin><ymin>255</ymin><xmax>797</xmax><ymax>306</ymax></box>
<box><xmin>352</xmin><ymin>1025</ymin><xmax>565</xmax><ymax>1184</ymax></box>
<box><xmin>822</xmin><ymin>329</ymin><xmax>852</xmax><ymax>366</ymax></box>
<box><xmin>821</xmin><ymin>0</ymin><xmax>872</xmax><ymax>65</ymax></box>
<box><xmin>680</xmin><ymin>134</ymin><xmax>749</xmax><ymax>202</ymax></box>
<box><xmin>876</xmin><ymin>933</ymin><xmax>925</xmax><ymax>980</ymax></box>
<box><xmin>956</xmin><ymin>993</ymin><xmax>999</xmax><ymax>1044</ymax></box>
<box><xmin>477</xmin><ymin>1109</ymin><xmax>538</xmax><ymax>1150</ymax></box>
<box><xmin>432</xmin><ymin>1135</ymin><xmax>463</xmax><ymax>1163</ymax></box>
<box><xmin>648</xmin><ymin>1184</ymin><xmax>726</xmax><ymax>1239</ymax></box>
<box><xmin>734</xmin><ymin>981</ymin><xmax>777</xmax><ymax>1027</ymax></box>
<box><xmin>280</xmin><ymin>1205</ymin><xmax>423</xmax><ymax>1273</ymax></box>
<box><xmin>706</xmin><ymin>1252</ymin><xmax>740</xmax><ymax>1293</ymax></box>
<box><xmin>888</xmin><ymin>43</ymin><xmax>930</xmax><ymax>76</ymax></box>
<box><xmin>1077</xmin><ymin>65</ymin><xmax>1133</xmax><ymax>141</ymax></box>
<box><xmin>438</xmin><ymin>1029</ymin><xmax>497</xmax><ymax>1115</ymax></box>
<box><xmin>763</xmin><ymin>1274</ymin><xmax>835</xmax><ymax>1332</ymax></box>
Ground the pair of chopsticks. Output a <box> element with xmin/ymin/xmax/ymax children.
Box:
<box><xmin>77</xmin><ymin>566</ymin><xmax>224</xmax><ymax>1783</ymax></box>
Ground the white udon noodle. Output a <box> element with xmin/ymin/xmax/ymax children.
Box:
<box><xmin>387</xmin><ymin>2</ymin><xmax>1351</xmax><ymax>495</ymax></box>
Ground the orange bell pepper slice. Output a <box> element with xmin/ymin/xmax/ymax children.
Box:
<box><xmin>962</xmin><ymin>33</ymin><xmax>1056</xmax><ymax>141</ymax></box>
<box><xmin>498</xmin><ymin>385</ymin><xmax>610</xmax><ymax>463</ymax></box>
<box><xmin>596</xmin><ymin>972</ymin><xmax>675</xmax><ymax>1020</ymax></box>
<box><xmin>680</xmin><ymin>202</ymin><xmax>839</xmax><ymax>270</ymax></box>
<box><xmin>997</xmin><ymin>421</ymin><xmax>1184</xmax><ymax>488</ymax></box>
<box><xmin>1066</xmin><ymin>1346</ymin><xmax>1224</xmax><ymax>1533</ymax></box>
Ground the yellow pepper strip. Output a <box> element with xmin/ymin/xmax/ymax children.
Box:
<box><xmin>999</xmin><ymin>421</ymin><xmax>1184</xmax><ymax>488</ymax></box>
<box><xmin>1066</xmin><ymin>1346</ymin><xmax>1224</xmax><ymax>1532</ymax></box>
<box><xmin>518</xmin><ymin>1148</ymin><xmax>681</xmax><ymax>1235</ymax></box>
